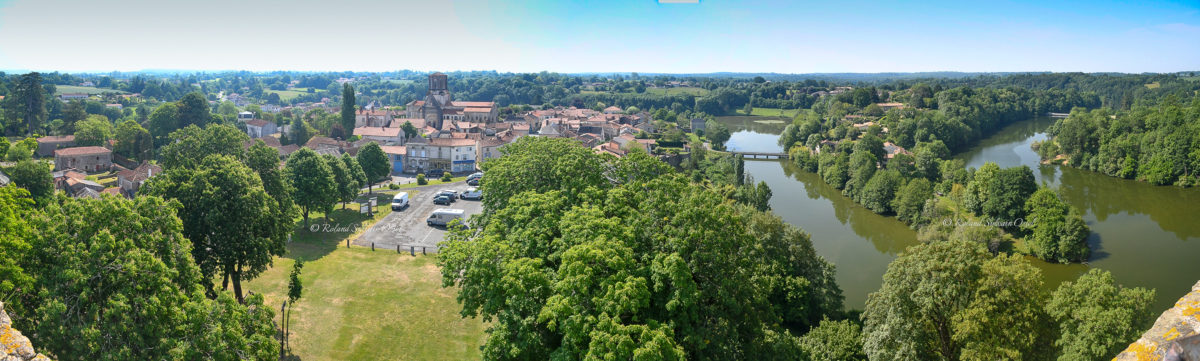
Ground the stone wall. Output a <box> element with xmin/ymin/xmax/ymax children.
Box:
<box><xmin>0</xmin><ymin>302</ymin><xmax>52</xmax><ymax>361</ymax></box>
<box><xmin>1116</xmin><ymin>280</ymin><xmax>1200</xmax><ymax>361</ymax></box>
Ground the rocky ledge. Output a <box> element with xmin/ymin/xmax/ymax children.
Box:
<box><xmin>0</xmin><ymin>302</ymin><xmax>52</xmax><ymax>361</ymax></box>
<box><xmin>1116</xmin><ymin>280</ymin><xmax>1200</xmax><ymax>361</ymax></box>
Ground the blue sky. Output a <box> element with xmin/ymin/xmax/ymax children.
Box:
<box><xmin>0</xmin><ymin>0</ymin><xmax>1196</xmax><ymax>73</ymax></box>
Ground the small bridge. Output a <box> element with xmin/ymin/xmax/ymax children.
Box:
<box><xmin>733</xmin><ymin>151</ymin><xmax>788</xmax><ymax>160</ymax></box>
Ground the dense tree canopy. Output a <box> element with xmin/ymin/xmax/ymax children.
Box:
<box><xmin>1046</xmin><ymin>269</ymin><xmax>1156</xmax><ymax>361</ymax></box>
<box><xmin>863</xmin><ymin>240</ymin><xmax>1050</xmax><ymax>361</ymax></box>
<box><xmin>143</xmin><ymin>155</ymin><xmax>289</xmax><ymax>302</ymax></box>
<box><xmin>441</xmin><ymin>137</ymin><xmax>842</xmax><ymax>360</ymax></box>
<box><xmin>12</xmin><ymin>195</ymin><xmax>277</xmax><ymax>360</ymax></box>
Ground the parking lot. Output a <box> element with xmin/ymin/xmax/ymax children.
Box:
<box><xmin>353</xmin><ymin>181</ymin><xmax>482</xmax><ymax>252</ymax></box>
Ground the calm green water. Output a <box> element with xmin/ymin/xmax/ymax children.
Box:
<box><xmin>724</xmin><ymin>116</ymin><xmax>1200</xmax><ymax>311</ymax></box>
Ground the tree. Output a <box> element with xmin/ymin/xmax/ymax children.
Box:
<box><xmin>2</xmin><ymin>72</ymin><xmax>46</xmax><ymax>135</ymax></box>
<box><xmin>246</xmin><ymin>140</ymin><xmax>297</xmax><ymax>246</ymax></box>
<box><xmin>981</xmin><ymin>166</ymin><xmax>1037</xmax><ymax>224</ymax></box>
<box><xmin>1023</xmin><ymin>188</ymin><xmax>1091</xmax><ymax>263</ymax></box>
<box><xmin>706</xmin><ymin>119</ymin><xmax>731</xmax><ymax>150</ymax></box>
<box><xmin>289</xmin><ymin>117</ymin><xmax>311</xmax><ymax>146</ymax></box>
<box><xmin>177</xmin><ymin>91</ymin><xmax>211</xmax><ymax>128</ymax></box>
<box><xmin>147</xmin><ymin>102</ymin><xmax>180</xmax><ymax>146</ymax></box>
<box><xmin>142</xmin><ymin>155</ymin><xmax>289</xmax><ymax>302</ymax></box>
<box><xmin>400</xmin><ymin>120</ymin><xmax>419</xmax><ymax>139</ymax></box>
<box><xmin>439</xmin><ymin>138</ymin><xmax>842</xmax><ymax>360</ymax></box>
<box><xmin>843</xmin><ymin>149</ymin><xmax>877</xmax><ymax>201</ymax></box>
<box><xmin>894</xmin><ymin>178</ymin><xmax>933</xmax><ymax>224</ymax></box>
<box><xmin>340</xmin><ymin>83</ymin><xmax>356</xmax><ymax>138</ymax></box>
<box><xmin>0</xmin><ymin>185</ymin><xmax>33</xmax><ymax>297</ymax></box>
<box><xmin>286</xmin><ymin>148</ymin><xmax>337</xmax><ymax>226</ymax></box>
<box><xmin>478</xmin><ymin>136</ymin><xmax>607</xmax><ymax>211</ymax></box>
<box><xmin>16</xmin><ymin>195</ymin><xmax>279</xmax><ymax>360</ymax></box>
<box><xmin>863</xmin><ymin>241</ymin><xmax>1049</xmax><ymax>361</ymax></box>
<box><xmin>860</xmin><ymin>169</ymin><xmax>902</xmax><ymax>214</ymax></box>
<box><xmin>800</xmin><ymin>319</ymin><xmax>867</xmax><ymax>361</ymax></box>
<box><xmin>4</xmin><ymin>138</ymin><xmax>34</xmax><ymax>162</ymax></box>
<box><xmin>63</xmin><ymin>99</ymin><xmax>87</xmax><ymax>132</ymax></box>
<box><xmin>6</xmin><ymin>160</ymin><xmax>54</xmax><ymax>205</ymax></box>
<box><xmin>283</xmin><ymin>260</ymin><xmax>304</xmax><ymax>355</ymax></box>
<box><xmin>1047</xmin><ymin>269</ymin><xmax>1155</xmax><ymax>361</ymax></box>
<box><xmin>74</xmin><ymin>116</ymin><xmax>115</xmax><ymax>146</ymax></box>
<box><xmin>356</xmin><ymin>142</ymin><xmax>390</xmax><ymax>194</ymax></box>
<box><xmin>342</xmin><ymin>154</ymin><xmax>368</xmax><ymax>198</ymax></box>
<box><xmin>159</xmin><ymin>124</ymin><xmax>250</xmax><ymax>169</ymax></box>
<box><xmin>323</xmin><ymin>154</ymin><xmax>356</xmax><ymax>211</ymax></box>
<box><xmin>0</xmin><ymin>136</ymin><xmax>8</xmax><ymax>159</ymax></box>
<box><xmin>114</xmin><ymin>119</ymin><xmax>153</xmax><ymax>161</ymax></box>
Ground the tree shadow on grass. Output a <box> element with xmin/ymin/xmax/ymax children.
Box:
<box><xmin>286</xmin><ymin>206</ymin><xmax>388</xmax><ymax>262</ymax></box>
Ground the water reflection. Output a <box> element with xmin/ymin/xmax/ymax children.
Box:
<box><xmin>721</xmin><ymin>116</ymin><xmax>1200</xmax><ymax>311</ymax></box>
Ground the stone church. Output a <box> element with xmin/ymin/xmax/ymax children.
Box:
<box><xmin>405</xmin><ymin>73</ymin><xmax>499</xmax><ymax>131</ymax></box>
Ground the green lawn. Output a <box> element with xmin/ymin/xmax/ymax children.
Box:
<box><xmin>645</xmin><ymin>87</ymin><xmax>710</xmax><ymax>96</ymax></box>
<box><xmin>244</xmin><ymin>193</ymin><xmax>486</xmax><ymax>361</ymax></box>
<box><xmin>268</xmin><ymin>89</ymin><xmax>310</xmax><ymax>101</ymax></box>
<box><xmin>55</xmin><ymin>85</ymin><xmax>125</xmax><ymax>95</ymax></box>
<box><xmin>738</xmin><ymin>107</ymin><xmax>801</xmax><ymax>118</ymax></box>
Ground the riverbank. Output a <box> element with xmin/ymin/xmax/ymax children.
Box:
<box><xmin>722</xmin><ymin>116</ymin><xmax>1200</xmax><ymax>311</ymax></box>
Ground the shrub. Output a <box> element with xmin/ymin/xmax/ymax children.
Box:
<box><xmin>441</xmin><ymin>173</ymin><xmax>452</xmax><ymax>182</ymax></box>
<box><xmin>416</xmin><ymin>173</ymin><xmax>428</xmax><ymax>185</ymax></box>
<box><xmin>388</xmin><ymin>183</ymin><xmax>400</xmax><ymax>190</ymax></box>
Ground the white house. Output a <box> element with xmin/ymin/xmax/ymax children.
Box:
<box><xmin>245</xmin><ymin>119</ymin><xmax>278</xmax><ymax>138</ymax></box>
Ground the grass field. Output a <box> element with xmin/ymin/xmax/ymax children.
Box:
<box><xmin>244</xmin><ymin>192</ymin><xmax>486</xmax><ymax>361</ymax></box>
<box><xmin>54</xmin><ymin>85</ymin><xmax>125</xmax><ymax>95</ymax></box>
<box><xmin>737</xmin><ymin>107</ymin><xmax>801</xmax><ymax>118</ymax></box>
<box><xmin>268</xmin><ymin>89</ymin><xmax>311</xmax><ymax>101</ymax></box>
<box><xmin>644</xmin><ymin>86</ymin><xmax>710</xmax><ymax>96</ymax></box>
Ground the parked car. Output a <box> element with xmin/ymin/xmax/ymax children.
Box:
<box><xmin>460</xmin><ymin>187</ymin><xmax>482</xmax><ymax>200</ymax></box>
<box><xmin>466</xmin><ymin>172</ymin><xmax>483</xmax><ymax>186</ymax></box>
<box><xmin>427</xmin><ymin>208</ymin><xmax>465</xmax><ymax>227</ymax></box>
<box><xmin>432</xmin><ymin>194</ymin><xmax>453</xmax><ymax>205</ymax></box>
<box><xmin>438</xmin><ymin>189</ymin><xmax>458</xmax><ymax>201</ymax></box>
<box><xmin>390</xmin><ymin>192</ymin><xmax>409</xmax><ymax>210</ymax></box>
<box><xmin>425</xmin><ymin>169</ymin><xmax>446</xmax><ymax>178</ymax></box>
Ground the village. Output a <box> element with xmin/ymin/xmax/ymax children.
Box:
<box><xmin>7</xmin><ymin>72</ymin><xmax>922</xmax><ymax>201</ymax></box>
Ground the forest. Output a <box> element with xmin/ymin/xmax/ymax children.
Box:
<box><xmin>439</xmin><ymin>136</ymin><xmax>1156</xmax><ymax>360</ymax></box>
<box><xmin>1037</xmin><ymin>95</ymin><xmax>1200</xmax><ymax>186</ymax></box>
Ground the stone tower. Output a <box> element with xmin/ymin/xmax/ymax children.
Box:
<box><xmin>428</xmin><ymin>73</ymin><xmax>450</xmax><ymax>106</ymax></box>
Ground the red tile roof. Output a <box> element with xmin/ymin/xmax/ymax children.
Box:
<box><xmin>54</xmin><ymin>146</ymin><xmax>111</xmax><ymax>156</ymax></box>
<box><xmin>379</xmin><ymin>145</ymin><xmax>407</xmax><ymax>155</ymax></box>
<box><xmin>246</xmin><ymin>119</ymin><xmax>272</xmax><ymax>127</ymax></box>
<box><xmin>353</xmin><ymin>127</ymin><xmax>401</xmax><ymax>137</ymax></box>
<box><xmin>38</xmin><ymin>135</ymin><xmax>75</xmax><ymax>143</ymax></box>
<box><xmin>450</xmin><ymin>101</ymin><xmax>494</xmax><ymax>108</ymax></box>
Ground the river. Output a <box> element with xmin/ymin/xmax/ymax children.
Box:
<box><xmin>720</xmin><ymin>115</ymin><xmax>1200</xmax><ymax>311</ymax></box>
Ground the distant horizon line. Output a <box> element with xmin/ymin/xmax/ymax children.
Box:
<box><xmin>2</xmin><ymin>69</ymin><xmax>1196</xmax><ymax>76</ymax></box>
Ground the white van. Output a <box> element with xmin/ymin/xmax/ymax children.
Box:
<box><xmin>391</xmin><ymin>192</ymin><xmax>409</xmax><ymax>210</ymax></box>
<box><xmin>427</xmin><ymin>208</ymin><xmax>466</xmax><ymax>227</ymax></box>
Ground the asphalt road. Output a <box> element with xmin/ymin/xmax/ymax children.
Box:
<box><xmin>353</xmin><ymin>181</ymin><xmax>482</xmax><ymax>253</ymax></box>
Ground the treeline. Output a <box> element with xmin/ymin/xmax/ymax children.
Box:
<box><xmin>1038</xmin><ymin>95</ymin><xmax>1200</xmax><ymax>186</ymax></box>
<box><xmin>783</xmin><ymin>86</ymin><xmax>1098</xmax><ymax>264</ymax></box>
